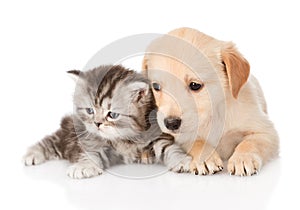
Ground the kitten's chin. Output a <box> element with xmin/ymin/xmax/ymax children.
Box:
<box><xmin>102</xmin><ymin>127</ymin><xmax>142</xmax><ymax>141</ymax></box>
<box><xmin>93</xmin><ymin>127</ymin><xmax>124</xmax><ymax>140</ymax></box>
<box><xmin>97</xmin><ymin>130</ymin><xmax>118</xmax><ymax>140</ymax></box>
<box><xmin>85</xmin><ymin>124</ymin><xmax>141</xmax><ymax>141</ymax></box>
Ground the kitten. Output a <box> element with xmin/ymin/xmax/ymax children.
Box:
<box><xmin>23</xmin><ymin>65</ymin><xmax>191</xmax><ymax>179</ymax></box>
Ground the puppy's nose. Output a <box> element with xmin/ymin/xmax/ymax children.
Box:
<box><xmin>94</xmin><ymin>122</ymin><xmax>102</xmax><ymax>127</ymax></box>
<box><xmin>164</xmin><ymin>117</ymin><xmax>181</xmax><ymax>131</ymax></box>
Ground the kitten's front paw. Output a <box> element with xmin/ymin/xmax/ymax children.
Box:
<box><xmin>23</xmin><ymin>148</ymin><xmax>46</xmax><ymax>166</ymax></box>
<box><xmin>67</xmin><ymin>162</ymin><xmax>103</xmax><ymax>179</ymax></box>
<box><xmin>227</xmin><ymin>152</ymin><xmax>262</xmax><ymax>176</ymax></box>
<box><xmin>190</xmin><ymin>151</ymin><xmax>223</xmax><ymax>175</ymax></box>
<box><xmin>170</xmin><ymin>155</ymin><xmax>192</xmax><ymax>173</ymax></box>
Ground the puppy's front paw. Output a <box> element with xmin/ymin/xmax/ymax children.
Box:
<box><xmin>23</xmin><ymin>147</ymin><xmax>46</xmax><ymax>166</ymax></box>
<box><xmin>190</xmin><ymin>151</ymin><xmax>223</xmax><ymax>175</ymax></box>
<box><xmin>227</xmin><ymin>153</ymin><xmax>262</xmax><ymax>176</ymax></box>
<box><xmin>67</xmin><ymin>161</ymin><xmax>103</xmax><ymax>179</ymax></box>
<box><xmin>170</xmin><ymin>155</ymin><xmax>192</xmax><ymax>173</ymax></box>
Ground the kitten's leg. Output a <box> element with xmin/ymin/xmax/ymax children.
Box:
<box><xmin>67</xmin><ymin>152</ymin><xmax>104</xmax><ymax>179</ymax></box>
<box><xmin>66</xmin><ymin>147</ymin><xmax>121</xmax><ymax>179</ymax></box>
<box><xmin>151</xmin><ymin>138</ymin><xmax>192</xmax><ymax>173</ymax></box>
<box><xmin>23</xmin><ymin>134</ymin><xmax>62</xmax><ymax>166</ymax></box>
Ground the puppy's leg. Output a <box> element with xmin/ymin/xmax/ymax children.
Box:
<box><xmin>188</xmin><ymin>140</ymin><xmax>223</xmax><ymax>175</ymax></box>
<box><xmin>227</xmin><ymin>132</ymin><xmax>279</xmax><ymax>176</ymax></box>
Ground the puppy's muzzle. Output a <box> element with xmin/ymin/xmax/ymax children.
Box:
<box><xmin>164</xmin><ymin>117</ymin><xmax>181</xmax><ymax>131</ymax></box>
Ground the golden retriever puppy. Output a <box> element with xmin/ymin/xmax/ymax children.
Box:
<box><xmin>142</xmin><ymin>27</ymin><xmax>279</xmax><ymax>176</ymax></box>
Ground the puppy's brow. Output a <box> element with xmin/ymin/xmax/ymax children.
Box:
<box><xmin>184</xmin><ymin>74</ymin><xmax>202</xmax><ymax>84</ymax></box>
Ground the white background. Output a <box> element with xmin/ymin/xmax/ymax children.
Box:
<box><xmin>0</xmin><ymin>0</ymin><xmax>299</xmax><ymax>210</ymax></box>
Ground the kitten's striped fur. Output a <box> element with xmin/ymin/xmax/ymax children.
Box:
<box><xmin>24</xmin><ymin>65</ymin><xmax>191</xmax><ymax>179</ymax></box>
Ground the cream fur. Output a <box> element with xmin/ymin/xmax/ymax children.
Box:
<box><xmin>142</xmin><ymin>27</ymin><xmax>279</xmax><ymax>176</ymax></box>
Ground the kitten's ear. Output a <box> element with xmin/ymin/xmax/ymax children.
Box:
<box><xmin>128</xmin><ymin>81</ymin><xmax>149</xmax><ymax>103</ymax></box>
<box><xmin>67</xmin><ymin>70</ymin><xmax>82</xmax><ymax>82</ymax></box>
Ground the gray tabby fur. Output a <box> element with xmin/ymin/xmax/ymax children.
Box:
<box><xmin>23</xmin><ymin>65</ymin><xmax>191</xmax><ymax>179</ymax></box>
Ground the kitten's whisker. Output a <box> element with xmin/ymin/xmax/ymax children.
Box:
<box><xmin>76</xmin><ymin>131</ymin><xmax>89</xmax><ymax>138</ymax></box>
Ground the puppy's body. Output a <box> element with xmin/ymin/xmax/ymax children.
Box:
<box><xmin>143</xmin><ymin>27</ymin><xmax>279</xmax><ymax>176</ymax></box>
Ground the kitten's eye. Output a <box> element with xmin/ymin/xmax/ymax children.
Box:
<box><xmin>107</xmin><ymin>111</ymin><xmax>120</xmax><ymax>119</ymax></box>
<box><xmin>86</xmin><ymin>108</ymin><xmax>94</xmax><ymax>115</ymax></box>
<box><xmin>189</xmin><ymin>82</ymin><xmax>203</xmax><ymax>91</ymax></box>
<box><xmin>152</xmin><ymin>82</ymin><xmax>161</xmax><ymax>91</ymax></box>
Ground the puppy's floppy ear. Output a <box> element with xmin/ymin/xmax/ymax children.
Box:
<box><xmin>221</xmin><ymin>42</ymin><xmax>250</xmax><ymax>99</ymax></box>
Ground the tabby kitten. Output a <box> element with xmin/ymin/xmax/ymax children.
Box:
<box><xmin>24</xmin><ymin>65</ymin><xmax>191</xmax><ymax>179</ymax></box>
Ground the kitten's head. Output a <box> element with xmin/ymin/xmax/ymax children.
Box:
<box><xmin>68</xmin><ymin>65</ymin><xmax>156</xmax><ymax>141</ymax></box>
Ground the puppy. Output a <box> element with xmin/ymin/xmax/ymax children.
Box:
<box><xmin>142</xmin><ymin>27</ymin><xmax>279</xmax><ymax>176</ymax></box>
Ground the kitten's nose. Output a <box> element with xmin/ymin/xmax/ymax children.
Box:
<box><xmin>94</xmin><ymin>122</ymin><xmax>102</xmax><ymax>127</ymax></box>
<box><xmin>164</xmin><ymin>117</ymin><xmax>181</xmax><ymax>131</ymax></box>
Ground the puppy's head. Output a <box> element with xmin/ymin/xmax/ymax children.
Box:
<box><xmin>142</xmin><ymin>27</ymin><xmax>250</xmax><ymax>138</ymax></box>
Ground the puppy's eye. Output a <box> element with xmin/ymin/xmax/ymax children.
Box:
<box><xmin>189</xmin><ymin>82</ymin><xmax>203</xmax><ymax>91</ymax></box>
<box><xmin>107</xmin><ymin>111</ymin><xmax>120</xmax><ymax>119</ymax></box>
<box><xmin>86</xmin><ymin>108</ymin><xmax>94</xmax><ymax>115</ymax></box>
<box><xmin>152</xmin><ymin>82</ymin><xmax>161</xmax><ymax>91</ymax></box>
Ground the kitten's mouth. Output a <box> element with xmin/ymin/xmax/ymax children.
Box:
<box><xmin>97</xmin><ymin>128</ymin><xmax>104</xmax><ymax>133</ymax></box>
<box><xmin>168</xmin><ymin>129</ymin><xmax>180</xmax><ymax>134</ymax></box>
